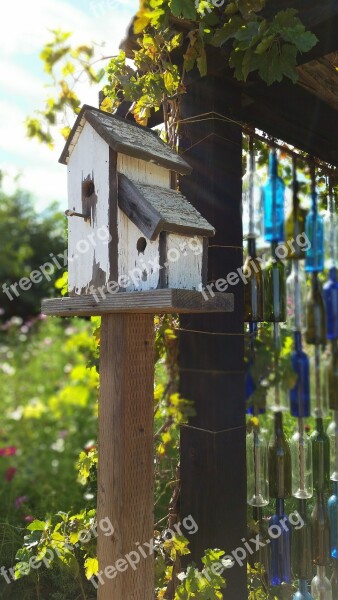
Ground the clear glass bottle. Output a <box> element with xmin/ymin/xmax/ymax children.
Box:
<box><xmin>290</xmin><ymin>332</ymin><xmax>310</xmax><ymax>418</ymax></box>
<box><xmin>268</xmin><ymin>411</ymin><xmax>292</xmax><ymax>499</ymax></box>
<box><xmin>244</xmin><ymin>236</ymin><xmax>264</xmax><ymax>322</ymax></box>
<box><xmin>310</xmin><ymin>348</ymin><xmax>329</xmax><ymax>418</ymax></box>
<box><xmin>328</xmin><ymin>481</ymin><xmax>338</xmax><ymax>560</ymax></box>
<box><xmin>305</xmin><ymin>191</ymin><xmax>325</xmax><ymax>273</ymax></box>
<box><xmin>306</xmin><ymin>273</ymin><xmax>327</xmax><ymax>346</ymax></box>
<box><xmin>311</xmin><ymin>566</ymin><xmax>332</xmax><ymax>600</ymax></box>
<box><xmin>323</xmin><ymin>267</ymin><xmax>338</xmax><ymax>340</ymax></box>
<box><xmin>269</xmin><ymin>498</ymin><xmax>292</xmax><ymax>586</ymax></box>
<box><xmin>263</xmin><ymin>149</ymin><xmax>285</xmax><ymax>243</ymax></box>
<box><xmin>287</xmin><ymin>261</ymin><xmax>307</xmax><ymax>330</ymax></box>
<box><xmin>327</xmin><ymin>413</ymin><xmax>338</xmax><ymax>481</ymax></box>
<box><xmin>290</xmin><ymin>428</ymin><xmax>313</xmax><ymax>499</ymax></box>
<box><xmin>264</xmin><ymin>242</ymin><xmax>287</xmax><ymax>322</ymax></box>
<box><xmin>246</xmin><ymin>428</ymin><xmax>269</xmax><ymax>507</ymax></box>
<box><xmin>242</xmin><ymin>145</ymin><xmax>263</xmax><ymax>239</ymax></box>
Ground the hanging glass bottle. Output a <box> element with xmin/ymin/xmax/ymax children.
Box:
<box><xmin>246</xmin><ymin>424</ymin><xmax>269</xmax><ymax>507</ymax></box>
<box><xmin>264</xmin><ymin>243</ymin><xmax>287</xmax><ymax>322</ymax></box>
<box><xmin>242</xmin><ymin>137</ymin><xmax>262</xmax><ymax>239</ymax></box>
<box><xmin>310</xmin><ymin>348</ymin><xmax>329</xmax><ymax>418</ymax></box>
<box><xmin>311</xmin><ymin>417</ymin><xmax>330</xmax><ymax>493</ymax></box>
<box><xmin>292</xmin><ymin>499</ymin><xmax>313</xmax><ymax>580</ymax></box>
<box><xmin>328</xmin><ymin>339</ymin><xmax>338</xmax><ymax>411</ymax></box>
<box><xmin>290</xmin><ymin>426</ymin><xmax>313</xmax><ymax>499</ymax></box>
<box><xmin>311</xmin><ymin>566</ymin><xmax>332</xmax><ymax>600</ymax></box>
<box><xmin>263</xmin><ymin>148</ymin><xmax>285</xmax><ymax>243</ymax></box>
<box><xmin>269</xmin><ymin>498</ymin><xmax>292</xmax><ymax>586</ymax></box>
<box><xmin>323</xmin><ymin>267</ymin><xmax>338</xmax><ymax>340</ymax></box>
<box><xmin>323</xmin><ymin>177</ymin><xmax>337</xmax><ymax>270</ymax></box>
<box><xmin>285</xmin><ymin>159</ymin><xmax>307</xmax><ymax>260</ymax></box>
<box><xmin>306</xmin><ymin>273</ymin><xmax>327</xmax><ymax>346</ymax></box>
<box><xmin>268</xmin><ymin>411</ymin><xmax>292</xmax><ymax>499</ymax></box>
<box><xmin>244</xmin><ymin>236</ymin><xmax>264</xmax><ymax>322</ymax></box>
<box><xmin>327</xmin><ymin>412</ymin><xmax>338</xmax><ymax>481</ymax></box>
<box><xmin>293</xmin><ymin>579</ymin><xmax>314</xmax><ymax>600</ymax></box>
<box><xmin>330</xmin><ymin>562</ymin><xmax>338</xmax><ymax>598</ymax></box>
<box><xmin>290</xmin><ymin>332</ymin><xmax>311</xmax><ymax>418</ymax></box>
<box><xmin>328</xmin><ymin>480</ymin><xmax>338</xmax><ymax>559</ymax></box>
<box><xmin>311</xmin><ymin>493</ymin><xmax>331</xmax><ymax>566</ymax></box>
<box><xmin>287</xmin><ymin>261</ymin><xmax>307</xmax><ymax>330</ymax></box>
<box><xmin>305</xmin><ymin>181</ymin><xmax>324</xmax><ymax>273</ymax></box>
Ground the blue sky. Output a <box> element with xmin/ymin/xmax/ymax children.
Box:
<box><xmin>0</xmin><ymin>0</ymin><xmax>137</xmax><ymax>211</ymax></box>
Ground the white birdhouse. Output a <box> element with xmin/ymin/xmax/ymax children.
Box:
<box><xmin>60</xmin><ymin>105</ymin><xmax>215</xmax><ymax>296</ymax></box>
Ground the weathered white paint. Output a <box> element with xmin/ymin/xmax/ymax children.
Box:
<box><xmin>117</xmin><ymin>154</ymin><xmax>170</xmax><ymax>188</ymax></box>
<box><xmin>165</xmin><ymin>234</ymin><xmax>204</xmax><ymax>290</ymax></box>
<box><xmin>67</xmin><ymin>121</ymin><xmax>110</xmax><ymax>294</ymax></box>
<box><xmin>117</xmin><ymin>208</ymin><xmax>160</xmax><ymax>291</ymax></box>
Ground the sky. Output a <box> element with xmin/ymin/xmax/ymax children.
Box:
<box><xmin>0</xmin><ymin>0</ymin><xmax>138</xmax><ymax>211</ymax></box>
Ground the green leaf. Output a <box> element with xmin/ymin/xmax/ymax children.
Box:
<box><xmin>197</xmin><ymin>47</ymin><xmax>207</xmax><ymax>77</ymax></box>
<box><xmin>26</xmin><ymin>519</ymin><xmax>47</xmax><ymax>531</ymax></box>
<box><xmin>211</xmin><ymin>15</ymin><xmax>244</xmax><ymax>47</ymax></box>
<box><xmin>170</xmin><ymin>0</ymin><xmax>197</xmax><ymax>20</ymax></box>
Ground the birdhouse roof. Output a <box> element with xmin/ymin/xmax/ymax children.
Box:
<box><xmin>59</xmin><ymin>105</ymin><xmax>192</xmax><ymax>175</ymax></box>
<box><xmin>118</xmin><ymin>174</ymin><xmax>215</xmax><ymax>239</ymax></box>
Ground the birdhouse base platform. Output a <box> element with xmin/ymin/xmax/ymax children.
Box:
<box><xmin>42</xmin><ymin>289</ymin><xmax>234</xmax><ymax>317</ymax></box>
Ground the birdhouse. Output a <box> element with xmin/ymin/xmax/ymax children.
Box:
<box><xmin>60</xmin><ymin>105</ymin><xmax>215</xmax><ymax>296</ymax></box>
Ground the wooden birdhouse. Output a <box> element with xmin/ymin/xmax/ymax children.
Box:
<box><xmin>60</xmin><ymin>105</ymin><xmax>215</xmax><ymax>296</ymax></box>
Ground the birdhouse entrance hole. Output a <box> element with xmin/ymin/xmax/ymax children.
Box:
<box><xmin>137</xmin><ymin>237</ymin><xmax>147</xmax><ymax>254</ymax></box>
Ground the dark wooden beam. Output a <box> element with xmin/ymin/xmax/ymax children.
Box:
<box><xmin>178</xmin><ymin>76</ymin><xmax>247</xmax><ymax>600</ymax></box>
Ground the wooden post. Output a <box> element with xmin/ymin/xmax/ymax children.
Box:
<box><xmin>97</xmin><ymin>313</ymin><xmax>155</xmax><ymax>600</ymax></box>
<box><xmin>179</xmin><ymin>76</ymin><xmax>248</xmax><ymax>599</ymax></box>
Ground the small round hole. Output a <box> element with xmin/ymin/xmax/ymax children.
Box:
<box><xmin>83</xmin><ymin>179</ymin><xmax>95</xmax><ymax>197</ymax></box>
<box><xmin>137</xmin><ymin>237</ymin><xmax>147</xmax><ymax>254</ymax></box>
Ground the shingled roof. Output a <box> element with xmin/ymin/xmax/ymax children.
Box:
<box><xmin>118</xmin><ymin>174</ymin><xmax>215</xmax><ymax>239</ymax></box>
<box><xmin>59</xmin><ymin>105</ymin><xmax>192</xmax><ymax>175</ymax></box>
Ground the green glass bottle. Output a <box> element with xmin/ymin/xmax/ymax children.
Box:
<box><xmin>285</xmin><ymin>179</ymin><xmax>307</xmax><ymax>260</ymax></box>
<box><xmin>306</xmin><ymin>273</ymin><xmax>327</xmax><ymax>346</ymax></box>
<box><xmin>268</xmin><ymin>411</ymin><xmax>292</xmax><ymax>499</ymax></box>
<box><xmin>292</xmin><ymin>499</ymin><xmax>313</xmax><ymax>580</ymax></box>
<box><xmin>328</xmin><ymin>339</ymin><xmax>338</xmax><ymax>411</ymax></box>
<box><xmin>244</xmin><ymin>237</ymin><xmax>264</xmax><ymax>322</ymax></box>
<box><xmin>264</xmin><ymin>242</ymin><xmax>287</xmax><ymax>322</ymax></box>
<box><xmin>311</xmin><ymin>492</ymin><xmax>331</xmax><ymax>566</ymax></box>
<box><xmin>311</xmin><ymin>417</ymin><xmax>330</xmax><ymax>493</ymax></box>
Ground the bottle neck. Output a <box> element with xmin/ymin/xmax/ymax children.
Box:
<box><xmin>332</xmin><ymin>481</ymin><xmax>338</xmax><ymax>496</ymax></box>
<box><xmin>315</xmin><ymin>416</ymin><xmax>324</xmax><ymax>433</ymax></box>
<box><xmin>275</xmin><ymin>497</ymin><xmax>284</xmax><ymax>517</ymax></box>
<box><xmin>247</xmin><ymin>236</ymin><xmax>257</xmax><ymax>259</ymax></box>
<box><xmin>294</xmin><ymin>331</ymin><xmax>302</xmax><ymax>352</ymax></box>
<box><xmin>269</xmin><ymin>150</ymin><xmax>278</xmax><ymax>178</ymax></box>
<box><xmin>292</xmin><ymin>179</ymin><xmax>300</xmax><ymax>212</ymax></box>
<box><xmin>311</xmin><ymin>190</ymin><xmax>318</xmax><ymax>214</ymax></box>
<box><xmin>298</xmin><ymin>579</ymin><xmax>307</xmax><ymax>594</ymax></box>
<box><xmin>274</xmin><ymin>411</ymin><xmax>284</xmax><ymax>435</ymax></box>
<box><xmin>329</xmin><ymin>266</ymin><xmax>337</xmax><ymax>282</ymax></box>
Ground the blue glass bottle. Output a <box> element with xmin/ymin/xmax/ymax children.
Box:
<box><xmin>323</xmin><ymin>267</ymin><xmax>338</xmax><ymax>339</ymax></box>
<box><xmin>290</xmin><ymin>331</ymin><xmax>310</xmax><ymax>417</ymax></box>
<box><xmin>305</xmin><ymin>191</ymin><xmax>324</xmax><ymax>273</ymax></box>
<box><xmin>328</xmin><ymin>481</ymin><xmax>338</xmax><ymax>559</ymax></box>
<box><xmin>293</xmin><ymin>580</ymin><xmax>314</xmax><ymax>600</ymax></box>
<box><xmin>269</xmin><ymin>498</ymin><xmax>292</xmax><ymax>586</ymax></box>
<box><xmin>263</xmin><ymin>149</ymin><xmax>285</xmax><ymax>243</ymax></box>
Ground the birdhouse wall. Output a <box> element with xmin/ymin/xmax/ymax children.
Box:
<box><xmin>117</xmin><ymin>208</ymin><xmax>161</xmax><ymax>291</ymax></box>
<box><xmin>117</xmin><ymin>153</ymin><xmax>171</xmax><ymax>188</ymax></box>
<box><xmin>67</xmin><ymin>122</ymin><xmax>112</xmax><ymax>295</ymax></box>
<box><xmin>164</xmin><ymin>233</ymin><xmax>205</xmax><ymax>290</ymax></box>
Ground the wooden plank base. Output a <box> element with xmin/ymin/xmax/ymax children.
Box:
<box><xmin>97</xmin><ymin>314</ymin><xmax>155</xmax><ymax>600</ymax></box>
<box><xmin>42</xmin><ymin>289</ymin><xmax>234</xmax><ymax>316</ymax></box>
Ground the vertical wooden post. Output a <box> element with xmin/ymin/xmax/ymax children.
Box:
<box><xmin>179</xmin><ymin>77</ymin><xmax>247</xmax><ymax>599</ymax></box>
<box><xmin>97</xmin><ymin>313</ymin><xmax>155</xmax><ymax>600</ymax></box>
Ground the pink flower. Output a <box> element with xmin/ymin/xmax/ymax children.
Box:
<box><xmin>5</xmin><ymin>467</ymin><xmax>17</xmax><ymax>482</ymax></box>
<box><xmin>24</xmin><ymin>515</ymin><xmax>34</xmax><ymax>523</ymax></box>
<box><xmin>0</xmin><ymin>446</ymin><xmax>17</xmax><ymax>457</ymax></box>
<box><xmin>15</xmin><ymin>496</ymin><xmax>28</xmax><ymax>509</ymax></box>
